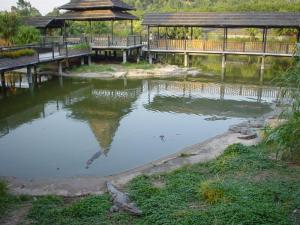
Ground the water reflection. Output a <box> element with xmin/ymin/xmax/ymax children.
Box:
<box><xmin>0</xmin><ymin>76</ymin><xmax>280</xmax><ymax>179</ymax></box>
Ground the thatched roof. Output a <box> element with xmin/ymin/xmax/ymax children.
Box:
<box><xmin>59</xmin><ymin>0</ymin><xmax>134</xmax><ymax>11</ymax></box>
<box><xmin>58</xmin><ymin>9</ymin><xmax>137</xmax><ymax>21</ymax></box>
<box><xmin>143</xmin><ymin>12</ymin><xmax>300</xmax><ymax>28</ymax></box>
<box><xmin>24</xmin><ymin>16</ymin><xmax>65</xmax><ymax>29</ymax></box>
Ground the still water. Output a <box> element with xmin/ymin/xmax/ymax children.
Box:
<box><xmin>0</xmin><ymin>74</ymin><xmax>279</xmax><ymax>179</ymax></box>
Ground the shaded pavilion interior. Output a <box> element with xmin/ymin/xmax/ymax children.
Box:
<box><xmin>57</xmin><ymin>0</ymin><xmax>138</xmax><ymax>41</ymax></box>
<box><xmin>143</xmin><ymin>12</ymin><xmax>300</xmax><ymax>56</ymax></box>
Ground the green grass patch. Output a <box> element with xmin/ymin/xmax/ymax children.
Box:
<box><xmin>0</xmin><ymin>48</ymin><xmax>35</xmax><ymax>59</ymax></box>
<box><xmin>70</xmin><ymin>63</ymin><xmax>114</xmax><ymax>73</ymax></box>
<box><xmin>22</xmin><ymin>144</ymin><xmax>300</xmax><ymax>224</ymax></box>
<box><xmin>0</xmin><ymin>180</ymin><xmax>31</xmax><ymax>220</ymax></box>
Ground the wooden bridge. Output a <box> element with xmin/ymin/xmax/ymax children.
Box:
<box><xmin>0</xmin><ymin>37</ymin><xmax>91</xmax><ymax>89</ymax></box>
<box><xmin>143</xmin><ymin>12</ymin><xmax>300</xmax><ymax>69</ymax></box>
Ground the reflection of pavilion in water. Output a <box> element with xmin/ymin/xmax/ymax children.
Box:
<box><xmin>145</xmin><ymin>80</ymin><xmax>281</xmax><ymax>118</ymax></box>
<box><xmin>0</xmin><ymin>79</ymin><xmax>143</xmax><ymax>168</ymax></box>
<box><xmin>65</xmin><ymin>80</ymin><xmax>142</xmax><ymax>168</ymax></box>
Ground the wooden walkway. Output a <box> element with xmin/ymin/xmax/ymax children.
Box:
<box><xmin>0</xmin><ymin>40</ymin><xmax>91</xmax><ymax>73</ymax></box>
<box><xmin>148</xmin><ymin>39</ymin><xmax>296</xmax><ymax>57</ymax></box>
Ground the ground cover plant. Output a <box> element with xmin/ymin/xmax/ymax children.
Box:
<box><xmin>18</xmin><ymin>144</ymin><xmax>300</xmax><ymax>225</ymax></box>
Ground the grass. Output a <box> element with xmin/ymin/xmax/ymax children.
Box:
<box><xmin>0</xmin><ymin>180</ymin><xmax>31</xmax><ymax>220</ymax></box>
<box><xmin>21</xmin><ymin>144</ymin><xmax>300</xmax><ymax>225</ymax></box>
<box><xmin>70</xmin><ymin>63</ymin><xmax>115</xmax><ymax>73</ymax></box>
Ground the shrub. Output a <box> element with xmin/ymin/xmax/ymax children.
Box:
<box><xmin>0</xmin><ymin>48</ymin><xmax>36</xmax><ymax>58</ymax></box>
<box><xmin>69</xmin><ymin>42</ymin><xmax>90</xmax><ymax>50</ymax></box>
<box><xmin>198</xmin><ymin>179</ymin><xmax>225</xmax><ymax>204</ymax></box>
<box><xmin>12</xmin><ymin>25</ymin><xmax>41</xmax><ymax>45</ymax></box>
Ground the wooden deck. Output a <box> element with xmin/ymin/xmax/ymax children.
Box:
<box><xmin>0</xmin><ymin>39</ymin><xmax>91</xmax><ymax>72</ymax></box>
<box><xmin>148</xmin><ymin>39</ymin><xmax>296</xmax><ymax>57</ymax></box>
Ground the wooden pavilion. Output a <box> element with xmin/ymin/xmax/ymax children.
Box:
<box><xmin>58</xmin><ymin>0</ymin><xmax>143</xmax><ymax>63</ymax></box>
<box><xmin>143</xmin><ymin>12</ymin><xmax>300</xmax><ymax>69</ymax></box>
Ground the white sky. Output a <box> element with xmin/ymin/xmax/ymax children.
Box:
<box><xmin>0</xmin><ymin>0</ymin><xmax>69</xmax><ymax>15</ymax></box>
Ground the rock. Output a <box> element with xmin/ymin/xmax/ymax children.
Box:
<box><xmin>205</xmin><ymin>116</ymin><xmax>228</xmax><ymax>121</ymax></box>
<box><xmin>238</xmin><ymin>132</ymin><xmax>258</xmax><ymax>140</ymax></box>
<box><xmin>114</xmin><ymin>72</ymin><xmax>127</xmax><ymax>78</ymax></box>
<box><xmin>187</xmin><ymin>70</ymin><xmax>200</xmax><ymax>76</ymax></box>
<box><xmin>106</xmin><ymin>181</ymin><xmax>142</xmax><ymax>216</ymax></box>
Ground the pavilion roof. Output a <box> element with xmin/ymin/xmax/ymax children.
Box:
<box><xmin>24</xmin><ymin>16</ymin><xmax>64</xmax><ymax>29</ymax></box>
<box><xmin>143</xmin><ymin>12</ymin><xmax>300</xmax><ymax>28</ymax></box>
<box><xmin>58</xmin><ymin>9</ymin><xmax>137</xmax><ymax>21</ymax></box>
<box><xmin>58</xmin><ymin>0</ymin><xmax>135</xmax><ymax>11</ymax></box>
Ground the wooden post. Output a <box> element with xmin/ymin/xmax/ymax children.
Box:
<box><xmin>297</xmin><ymin>28</ymin><xmax>300</xmax><ymax>43</ymax></box>
<box><xmin>123</xmin><ymin>50</ymin><xmax>127</xmax><ymax>64</ymax></box>
<box><xmin>58</xmin><ymin>61</ymin><xmax>63</xmax><ymax>76</ymax></box>
<box><xmin>260</xmin><ymin>56</ymin><xmax>265</xmax><ymax>83</ymax></box>
<box><xmin>223</xmin><ymin>27</ymin><xmax>228</xmax><ymax>51</ymax></box>
<box><xmin>111</xmin><ymin>20</ymin><xmax>114</xmax><ymax>43</ymax></box>
<box><xmin>184</xmin><ymin>52</ymin><xmax>189</xmax><ymax>67</ymax></box>
<box><xmin>222</xmin><ymin>54</ymin><xmax>226</xmax><ymax>69</ymax></box>
<box><xmin>262</xmin><ymin>28</ymin><xmax>268</xmax><ymax>53</ymax></box>
<box><xmin>157</xmin><ymin>26</ymin><xmax>160</xmax><ymax>48</ymax></box>
<box><xmin>191</xmin><ymin>27</ymin><xmax>193</xmax><ymax>40</ymax></box>
<box><xmin>88</xmin><ymin>55</ymin><xmax>92</xmax><ymax>65</ymax></box>
<box><xmin>81</xmin><ymin>57</ymin><xmax>85</xmax><ymax>65</ymax></box>
<box><xmin>149</xmin><ymin>52</ymin><xmax>153</xmax><ymax>64</ymax></box>
<box><xmin>165</xmin><ymin>27</ymin><xmax>168</xmax><ymax>50</ymax></box>
<box><xmin>147</xmin><ymin>26</ymin><xmax>150</xmax><ymax>50</ymax></box>
<box><xmin>1</xmin><ymin>71</ymin><xmax>5</xmax><ymax>89</ymax></box>
<box><xmin>27</xmin><ymin>66</ymin><xmax>33</xmax><ymax>86</ymax></box>
<box><xmin>131</xmin><ymin>20</ymin><xmax>133</xmax><ymax>35</ymax></box>
<box><xmin>184</xmin><ymin>26</ymin><xmax>187</xmax><ymax>50</ymax></box>
<box><xmin>137</xmin><ymin>48</ymin><xmax>140</xmax><ymax>63</ymax></box>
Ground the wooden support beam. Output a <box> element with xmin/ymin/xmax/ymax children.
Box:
<box><xmin>81</xmin><ymin>57</ymin><xmax>85</xmax><ymax>65</ymax></box>
<box><xmin>1</xmin><ymin>71</ymin><xmax>5</xmax><ymax>89</ymax></box>
<box><xmin>191</xmin><ymin>27</ymin><xmax>193</xmax><ymax>40</ymax></box>
<box><xmin>88</xmin><ymin>55</ymin><xmax>92</xmax><ymax>65</ymax></box>
<box><xmin>184</xmin><ymin>52</ymin><xmax>189</xmax><ymax>67</ymax></box>
<box><xmin>131</xmin><ymin>20</ymin><xmax>133</xmax><ymax>35</ymax></box>
<box><xmin>297</xmin><ymin>28</ymin><xmax>300</xmax><ymax>43</ymax></box>
<box><xmin>149</xmin><ymin>52</ymin><xmax>153</xmax><ymax>64</ymax></box>
<box><xmin>147</xmin><ymin>26</ymin><xmax>150</xmax><ymax>50</ymax></box>
<box><xmin>58</xmin><ymin>61</ymin><xmax>63</xmax><ymax>76</ymax></box>
<box><xmin>123</xmin><ymin>50</ymin><xmax>127</xmax><ymax>64</ymax></box>
<box><xmin>223</xmin><ymin>27</ymin><xmax>228</xmax><ymax>51</ymax></box>
<box><xmin>137</xmin><ymin>48</ymin><xmax>140</xmax><ymax>63</ymax></box>
<box><xmin>263</xmin><ymin>28</ymin><xmax>268</xmax><ymax>53</ymax></box>
<box><xmin>27</xmin><ymin>66</ymin><xmax>33</xmax><ymax>87</ymax></box>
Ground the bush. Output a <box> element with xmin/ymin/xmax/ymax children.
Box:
<box><xmin>198</xmin><ymin>179</ymin><xmax>225</xmax><ymax>204</ymax></box>
<box><xmin>12</xmin><ymin>25</ymin><xmax>41</xmax><ymax>45</ymax></box>
<box><xmin>0</xmin><ymin>48</ymin><xmax>36</xmax><ymax>58</ymax></box>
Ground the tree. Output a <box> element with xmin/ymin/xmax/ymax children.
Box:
<box><xmin>0</xmin><ymin>12</ymin><xmax>20</xmax><ymax>45</ymax></box>
<box><xmin>12</xmin><ymin>26</ymin><xmax>41</xmax><ymax>45</ymax></box>
<box><xmin>11</xmin><ymin>0</ymin><xmax>41</xmax><ymax>17</ymax></box>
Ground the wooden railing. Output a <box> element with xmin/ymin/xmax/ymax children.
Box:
<box><xmin>0</xmin><ymin>38</ymin><xmax>90</xmax><ymax>71</ymax></box>
<box><xmin>90</xmin><ymin>35</ymin><xmax>142</xmax><ymax>48</ymax></box>
<box><xmin>149</xmin><ymin>38</ymin><xmax>296</xmax><ymax>55</ymax></box>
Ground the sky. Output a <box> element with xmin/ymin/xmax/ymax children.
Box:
<box><xmin>1</xmin><ymin>0</ymin><xmax>69</xmax><ymax>15</ymax></box>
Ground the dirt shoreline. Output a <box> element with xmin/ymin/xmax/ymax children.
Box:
<box><xmin>62</xmin><ymin>64</ymin><xmax>202</xmax><ymax>79</ymax></box>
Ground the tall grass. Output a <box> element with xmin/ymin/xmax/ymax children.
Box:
<box><xmin>265</xmin><ymin>44</ymin><xmax>300</xmax><ymax>162</ymax></box>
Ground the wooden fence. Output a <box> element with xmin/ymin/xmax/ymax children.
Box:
<box><xmin>150</xmin><ymin>39</ymin><xmax>295</xmax><ymax>55</ymax></box>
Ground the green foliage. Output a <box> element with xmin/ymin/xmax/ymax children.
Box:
<box><xmin>0</xmin><ymin>12</ymin><xmax>20</xmax><ymax>44</ymax></box>
<box><xmin>0</xmin><ymin>48</ymin><xmax>35</xmax><ymax>59</ymax></box>
<box><xmin>198</xmin><ymin>179</ymin><xmax>226</xmax><ymax>204</ymax></box>
<box><xmin>22</xmin><ymin>144</ymin><xmax>300</xmax><ymax>225</ymax></box>
<box><xmin>0</xmin><ymin>180</ymin><xmax>31</xmax><ymax>219</ymax></box>
<box><xmin>69</xmin><ymin>43</ymin><xmax>90</xmax><ymax>50</ymax></box>
<box><xmin>12</xmin><ymin>26</ymin><xmax>41</xmax><ymax>45</ymax></box>
<box><xmin>11</xmin><ymin>0</ymin><xmax>41</xmax><ymax>17</ymax></box>
<box><xmin>70</xmin><ymin>64</ymin><xmax>114</xmax><ymax>73</ymax></box>
<box><xmin>265</xmin><ymin>47</ymin><xmax>300</xmax><ymax>162</ymax></box>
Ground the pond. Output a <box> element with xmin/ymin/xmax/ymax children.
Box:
<box><xmin>0</xmin><ymin>72</ymin><xmax>279</xmax><ymax>179</ymax></box>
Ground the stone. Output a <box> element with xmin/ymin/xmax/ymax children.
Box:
<box><xmin>205</xmin><ymin>116</ymin><xmax>228</xmax><ymax>121</ymax></box>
